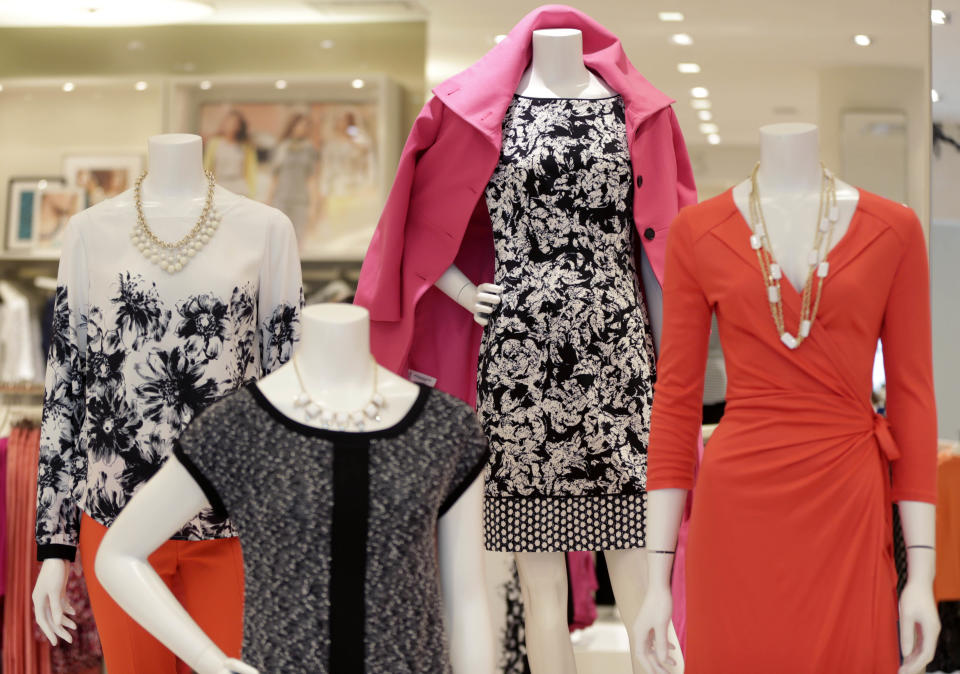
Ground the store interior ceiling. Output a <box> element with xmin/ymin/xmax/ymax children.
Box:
<box><xmin>932</xmin><ymin>0</ymin><xmax>959</xmax><ymax>122</ymax></box>
<box><xmin>0</xmin><ymin>0</ymin><xmax>937</xmax><ymax>144</ymax></box>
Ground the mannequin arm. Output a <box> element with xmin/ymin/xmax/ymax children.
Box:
<box><xmin>94</xmin><ymin>461</ymin><xmax>257</xmax><ymax>674</ymax></box>
<box><xmin>636</xmin><ymin>488</ymin><xmax>687</xmax><ymax>674</ymax></box>
<box><xmin>897</xmin><ymin>500</ymin><xmax>939</xmax><ymax>674</ymax></box>
<box><xmin>435</xmin><ymin>264</ymin><xmax>502</xmax><ymax>326</ymax></box>
<box><xmin>438</xmin><ymin>475</ymin><xmax>495</xmax><ymax>674</ymax></box>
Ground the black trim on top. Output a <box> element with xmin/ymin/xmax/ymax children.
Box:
<box><xmin>247</xmin><ymin>382</ymin><xmax>431</xmax><ymax>440</ymax></box>
<box><xmin>329</xmin><ymin>439</ymin><xmax>370</xmax><ymax>673</ymax></box>
<box><xmin>37</xmin><ymin>543</ymin><xmax>76</xmax><ymax>563</ymax></box>
<box><xmin>173</xmin><ymin>441</ymin><xmax>229</xmax><ymax>519</ymax></box>
<box><xmin>438</xmin><ymin>448</ymin><xmax>491</xmax><ymax>517</ymax></box>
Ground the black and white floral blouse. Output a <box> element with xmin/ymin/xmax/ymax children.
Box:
<box><xmin>36</xmin><ymin>188</ymin><xmax>303</xmax><ymax>561</ymax></box>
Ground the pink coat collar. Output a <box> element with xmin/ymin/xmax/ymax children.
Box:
<box><xmin>433</xmin><ymin>4</ymin><xmax>675</xmax><ymax>146</ymax></box>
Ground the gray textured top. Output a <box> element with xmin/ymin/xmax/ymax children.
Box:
<box><xmin>174</xmin><ymin>382</ymin><xmax>489</xmax><ymax>673</ymax></box>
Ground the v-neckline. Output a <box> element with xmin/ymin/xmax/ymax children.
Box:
<box><xmin>724</xmin><ymin>186</ymin><xmax>865</xmax><ymax>304</ymax></box>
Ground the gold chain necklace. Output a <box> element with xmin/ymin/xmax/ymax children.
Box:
<box><xmin>748</xmin><ymin>162</ymin><xmax>838</xmax><ymax>350</ymax></box>
<box><xmin>291</xmin><ymin>354</ymin><xmax>387</xmax><ymax>431</ymax></box>
<box><xmin>130</xmin><ymin>170</ymin><xmax>221</xmax><ymax>274</ymax></box>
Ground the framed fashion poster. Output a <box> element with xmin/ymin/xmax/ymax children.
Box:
<box><xmin>5</xmin><ymin>177</ymin><xmax>66</xmax><ymax>251</ymax></box>
<box><xmin>32</xmin><ymin>184</ymin><xmax>85</xmax><ymax>252</ymax></box>
<box><xmin>167</xmin><ymin>75</ymin><xmax>403</xmax><ymax>261</ymax></box>
<box><xmin>63</xmin><ymin>154</ymin><xmax>143</xmax><ymax>207</ymax></box>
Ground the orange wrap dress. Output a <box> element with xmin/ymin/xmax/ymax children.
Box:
<box><xmin>647</xmin><ymin>189</ymin><xmax>938</xmax><ymax>673</ymax></box>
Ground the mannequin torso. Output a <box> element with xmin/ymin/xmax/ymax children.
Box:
<box><xmin>515</xmin><ymin>29</ymin><xmax>615</xmax><ymax>99</ymax></box>
<box><xmin>731</xmin><ymin>123</ymin><xmax>859</xmax><ymax>291</ymax></box>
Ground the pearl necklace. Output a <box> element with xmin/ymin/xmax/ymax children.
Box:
<box><xmin>748</xmin><ymin>162</ymin><xmax>838</xmax><ymax>350</ymax></box>
<box><xmin>291</xmin><ymin>355</ymin><xmax>387</xmax><ymax>431</ymax></box>
<box><xmin>130</xmin><ymin>170</ymin><xmax>222</xmax><ymax>274</ymax></box>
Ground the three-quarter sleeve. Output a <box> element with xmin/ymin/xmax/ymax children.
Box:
<box><xmin>646</xmin><ymin>212</ymin><xmax>713</xmax><ymax>491</ymax></box>
<box><xmin>36</xmin><ymin>217</ymin><xmax>90</xmax><ymax>561</ymax></box>
<box><xmin>438</xmin><ymin>405</ymin><xmax>490</xmax><ymax>516</ymax></box>
<box><xmin>258</xmin><ymin>212</ymin><xmax>304</xmax><ymax>375</ymax></box>
<box><xmin>881</xmin><ymin>211</ymin><xmax>937</xmax><ymax>504</ymax></box>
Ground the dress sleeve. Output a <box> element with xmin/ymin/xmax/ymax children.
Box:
<box><xmin>258</xmin><ymin>212</ymin><xmax>304</xmax><ymax>375</ymax></box>
<box><xmin>646</xmin><ymin>212</ymin><xmax>712</xmax><ymax>491</ymax></box>
<box><xmin>438</xmin><ymin>404</ymin><xmax>490</xmax><ymax>517</ymax></box>
<box><xmin>36</xmin><ymin>217</ymin><xmax>90</xmax><ymax>561</ymax></box>
<box><xmin>881</xmin><ymin>210</ymin><xmax>937</xmax><ymax>504</ymax></box>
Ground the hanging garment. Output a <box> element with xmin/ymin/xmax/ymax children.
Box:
<box><xmin>173</xmin><ymin>383</ymin><xmax>489</xmax><ymax>673</ymax></box>
<box><xmin>0</xmin><ymin>281</ymin><xmax>45</xmax><ymax>384</ymax></box>
<box><xmin>935</xmin><ymin>451</ymin><xmax>960</xmax><ymax>601</ymax></box>
<box><xmin>480</xmin><ymin>95</ymin><xmax>656</xmax><ymax>552</ymax></box>
<box><xmin>1</xmin><ymin>436</ymin><xmax>7</xmax><ymax>598</ymax></box>
<box><xmin>36</xmin><ymin>189</ymin><xmax>304</xmax><ymax>563</ymax></box>
<box><xmin>647</xmin><ymin>189</ymin><xmax>937</xmax><ymax>673</ymax></box>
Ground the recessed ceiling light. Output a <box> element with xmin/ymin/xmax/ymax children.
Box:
<box><xmin>932</xmin><ymin>9</ymin><xmax>948</xmax><ymax>24</ymax></box>
<box><xmin>37</xmin><ymin>179</ymin><xmax>48</xmax><ymax>189</ymax></box>
<box><xmin>853</xmin><ymin>34</ymin><xmax>872</xmax><ymax>46</ymax></box>
<box><xmin>135</xmin><ymin>80</ymin><xmax>148</xmax><ymax>91</ymax></box>
<box><xmin>677</xmin><ymin>62</ymin><xmax>701</xmax><ymax>74</ymax></box>
<box><xmin>691</xmin><ymin>86</ymin><xmax>709</xmax><ymax>98</ymax></box>
<box><xmin>199</xmin><ymin>80</ymin><xmax>212</xmax><ymax>90</ymax></box>
<box><xmin>494</xmin><ymin>34</ymin><xmax>507</xmax><ymax>44</ymax></box>
<box><xmin>352</xmin><ymin>78</ymin><xmax>365</xmax><ymax>89</ymax></box>
<box><xmin>275</xmin><ymin>79</ymin><xmax>288</xmax><ymax>90</ymax></box>
<box><xmin>320</xmin><ymin>39</ymin><xmax>335</xmax><ymax>48</ymax></box>
<box><xmin>699</xmin><ymin>123</ymin><xmax>719</xmax><ymax>134</ymax></box>
<box><xmin>670</xmin><ymin>33</ymin><xmax>693</xmax><ymax>46</ymax></box>
<box><xmin>658</xmin><ymin>11</ymin><xmax>684</xmax><ymax>21</ymax></box>
<box><xmin>126</xmin><ymin>40</ymin><xmax>144</xmax><ymax>50</ymax></box>
<box><xmin>0</xmin><ymin>0</ymin><xmax>214</xmax><ymax>26</ymax></box>
<box><xmin>698</xmin><ymin>110</ymin><xmax>712</xmax><ymax>121</ymax></box>
<box><xmin>932</xmin><ymin>89</ymin><xmax>940</xmax><ymax>102</ymax></box>
<box><xmin>691</xmin><ymin>99</ymin><xmax>711</xmax><ymax>110</ymax></box>
<box><xmin>62</xmin><ymin>81</ymin><xmax>75</xmax><ymax>92</ymax></box>
<box><xmin>707</xmin><ymin>134</ymin><xmax>721</xmax><ymax>145</ymax></box>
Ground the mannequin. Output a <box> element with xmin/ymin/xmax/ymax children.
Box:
<box><xmin>94</xmin><ymin>304</ymin><xmax>496</xmax><ymax>674</ymax></box>
<box><xmin>33</xmin><ymin>133</ymin><xmax>212</xmax><ymax>646</ymax></box>
<box><xmin>637</xmin><ymin>123</ymin><xmax>939</xmax><ymax>674</ymax></box>
<box><xmin>435</xmin><ymin>29</ymin><xmax>681</xmax><ymax>674</ymax></box>
<box><xmin>33</xmin><ymin>132</ymin><xmax>303</xmax><ymax>673</ymax></box>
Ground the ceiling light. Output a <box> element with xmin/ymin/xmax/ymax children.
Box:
<box><xmin>494</xmin><ymin>34</ymin><xmax>507</xmax><ymax>44</ymax></box>
<box><xmin>707</xmin><ymin>134</ymin><xmax>721</xmax><ymax>145</ymax></box>
<box><xmin>37</xmin><ymin>179</ymin><xmax>48</xmax><ymax>189</ymax></box>
<box><xmin>0</xmin><ymin>0</ymin><xmax>214</xmax><ymax>26</ymax></box>
<box><xmin>698</xmin><ymin>110</ymin><xmax>712</xmax><ymax>121</ymax></box>
<box><xmin>932</xmin><ymin>89</ymin><xmax>940</xmax><ymax>102</ymax></box>
<box><xmin>677</xmin><ymin>62</ymin><xmax>701</xmax><ymax>74</ymax></box>
<box><xmin>135</xmin><ymin>80</ymin><xmax>148</xmax><ymax>91</ymax></box>
<box><xmin>932</xmin><ymin>9</ymin><xmax>948</xmax><ymax>24</ymax></box>
<box><xmin>691</xmin><ymin>87</ymin><xmax>709</xmax><ymax>98</ymax></box>
<box><xmin>62</xmin><ymin>82</ymin><xmax>75</xmax><ymax>92</ymax></box>
<box><xmin>0</xmin><ymin>84</ymin><xmax>4</xmax><ymax>93</ymax></box>
<box><xmin>853</xmin><ymin>34</ymin><xmax>872</xmax><ymax>46</ymax></box>
<box><xmin>352</xmin><ymin>78</ymin><xmax>365</xmax><ymax>89</ymax></box>
<box><xmin>699</xmin><ymin>123</ymin><xmax>719</xmax><ymax>134</ymax></box>
<box><xmin>275</xmin><ymin>79</ymin><xmax>288</xmax><ymax>90</ymax></box>
<box><xmin>199</xmin><ymin>80</ymin><xmax>212</xmax><ymax>90</ymax></box>
<box><xmin>320</xmin><ymin>39</ymin><xmax>335</xmax><ymax>48</ymax></box>
<box><xmin>670</xmin><ymin>33</ymin><xmax>693</xmax><ymax>46</ymax></box>
<box><xmin>658</xmin><ymin>11</ymin><xmax>684</xmax><ymax>21</ymax></box>
<box><xmin>691</xmin><ymin>99</ymin><xmax>711</xmax><ymax>110</ymax></box>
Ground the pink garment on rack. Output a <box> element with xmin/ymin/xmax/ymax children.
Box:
<box><xmin>567</xmin><ymin>552</ymin><xmax>598</xmax><ymax>631</ymax></box>
<box><xmin>4</xmin><ymin>425</ymin><xmax>53</xmax><ymax>674</ymax></box>
<box><xmin>1</xmin><ymin>436</ymin><xmax>8</xmax><ymax>598</ymax></box>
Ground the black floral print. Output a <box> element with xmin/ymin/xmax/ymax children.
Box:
<box><xmin>109</xmin><ymin>272</ymin><xmax>171</xmax><ymax>350</ymax></box>
<box><xmin>262</xmin><ymin>299</ymin><xmax>301</xmax><ymax>372</ymax></box>
<box><xmin>478</xmin><ymin>95</ymin><xmax>656</xmax><ymax>552</ymax></box>
<box><xmin>85</xmin><ymin>388</ymin><xmax>142</xmax><ymax>463</ymax></box>
<box><xmin>135</xmin><ymin>347</ymin><xmax>220</xmax><ymax>431</ymax></box>
<box><xmin>177</xmin><ymin>294</ymin><xmax>229</xmax><ymax>360</ymax></box>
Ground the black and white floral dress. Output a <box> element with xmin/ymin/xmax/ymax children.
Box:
<box><xmin>36</xmin><ymin>188</ymin><xmax>303</xmax><ymax>561</ymax></box>
<box><xmin>479</xmin><ymin>95</ymin><xmax>656</xmax><ymax>552</ymax></box>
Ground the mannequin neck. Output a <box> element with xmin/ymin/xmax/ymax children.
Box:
<box><xmin>526</xmin><ymin>29</ymin><xmax>592</xmax><ymax>93</ymax></box>
<box><xmin>141</xmin><ymin>134</ymin><xmax>207</xmax><ymax>202</ymax></box>
<box><xmin>756</xmin><ymin>123</ymin><xmax>823</xmax><ymax>195</ymax></box>
<box><xmin>294</xmin><ymin>304</ymin><xmax>376</xmax><ymax>399</ymax></box>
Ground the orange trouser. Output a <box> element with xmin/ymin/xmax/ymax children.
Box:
<box><xmin>78</xmin><ymin>512</ymin><xmax>244</xmax><ymax>674</ymax></box>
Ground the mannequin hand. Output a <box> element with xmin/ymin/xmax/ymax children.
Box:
<box><xmin>220</xmin><ymin>658</ymin><xmax>259</xmax><ymax>674</ymax></box>
<box><xmin>635</xmin><ymin>584</ymin><xmax>678</xmax><ymax>674</ymax></box>
<box><xmin>898</xmin><ymin>581</ymin><xmax>940</xmax><ymax>674</ymax></box>
<box><xmin>32</xmin><ymin>559</ymin><xmax>78</xmax><ymax>646</ymax></box>
<box><xmin>462</xmin><ymin>282</ymin><xmax>502</xmax><ymax>326</ymax></box>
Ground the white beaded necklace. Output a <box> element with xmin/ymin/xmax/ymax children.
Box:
<box><xmin>291</xmin><ymin>354</ymin><xmax>387</xmax><ymax>431</ymax></box>
<box><xmin>130</xmin><ymin>170</ymin><xmax>222</xmax><ymax>274</ymax></box>
<box><xmin>748</xmin><ymin>162</ymin><xmax>838</xmax><ymax>350</ymax></box>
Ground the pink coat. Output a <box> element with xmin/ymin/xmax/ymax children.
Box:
<box><xmin>355</xmin><ymin>3</ymin><xmax>699</xmax><ymax>645</ymax></box>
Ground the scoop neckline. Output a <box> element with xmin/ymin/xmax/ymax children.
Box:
<box><xmin>513</xmin><ymin>93</ymin><xmax>622</xmax><ymax>102</ymax></box>
<box><xmin>247</xmin><ymin>381</ymin><xmax>431</xmax><ymax>441</ymax></box>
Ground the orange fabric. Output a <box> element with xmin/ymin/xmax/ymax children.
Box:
<box><xmin>3</xmin><ymin>425</ymin><xmax>53</xmax><ymax>674</ymax></box>
<box><xmin>648</xmin><ymin>190</ymin><xmax>938</xmax><ymax>673</ymax></box>
<box><xmin>935</xmin><ymin>451</ymin><xmax>960</xmax><ymax>601</ymax></box>
<box><xmin>78</xmin><ymin>513</ymin><xmax>244</xmax><ymax>674</ymax></box>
